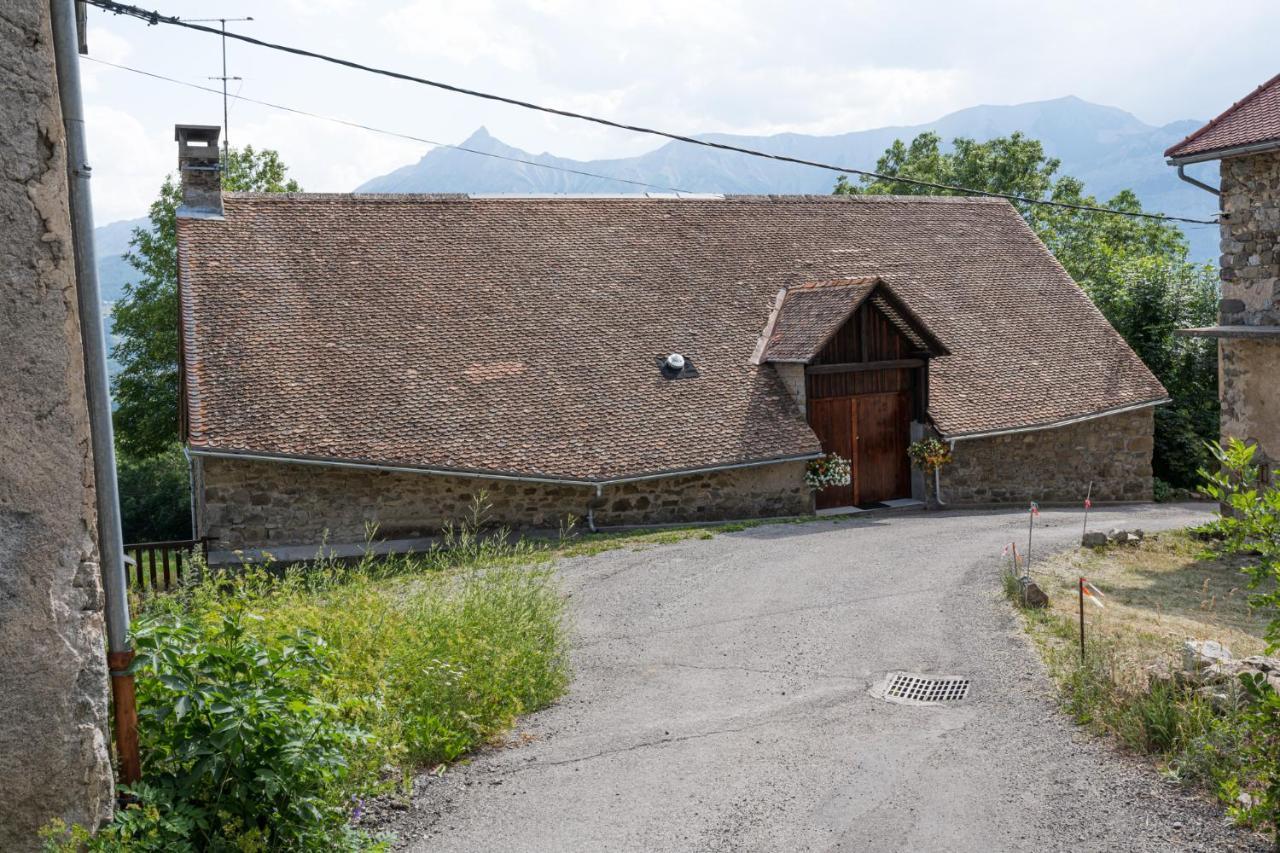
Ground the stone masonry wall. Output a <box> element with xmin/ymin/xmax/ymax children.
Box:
<box><xmin>1219</xmin><ymin>151</ymin><xmax>1280</xmax><ymax>475</ymax></box>
<box><xmin>1220</xmin><ymin>151</ymin><xmax>1280</xmax><ymax>327</ymax></box>
<box><xmin>937</xmin><ymin>408</ymin><xmax>1155</xmax><ymax>504</ymax></box>
<box><xmin>0</xmin><ymin>2</ymin><xmax>115</xmax><ymax>847</ymax></box>
<box><xmin>197</xmin><ymin>457</ymin><xmax>812</xmax><ymax>550</ymax></box>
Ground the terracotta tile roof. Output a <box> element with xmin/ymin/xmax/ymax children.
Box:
<box><xmin>758</xmin><ymin>277</ymin><xmax>947</xmax><ymax>362</ymax></box>
<box><xmin>177</xmin><ymin>194</ymin><xmax>1166</xmax><ymax>480</ymax></box>
<box><xmin>1166</xmin><ymin>73</ymin><xmax>1280</xmax><ymax>161</ymax></box>
<box><xmin>760</xmin><ymin>278</ymin><xmax>877</xmax><ymax>362</ymax></box>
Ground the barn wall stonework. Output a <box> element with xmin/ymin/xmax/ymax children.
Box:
<box><xmin>197</xmin><ymin>457</ymin><xmax>813</xmax><ymax>550</ymax></box>
<box><xmin>1218</xmin><ymin>151</ymin><xmax>1280</xmax><ymax>475</ymax></box>
<box><xmin>0</xmin><ymin>2</ymin><xmax>114</xmax><ymax>846</ymax></box>
<box><xmin>937</xmin><ymin>408</ymin><xmax>1155</xmax><ymax>504</ymax></box>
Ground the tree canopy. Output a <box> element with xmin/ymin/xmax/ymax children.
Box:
<box><xmin>836</xmin><ymin>132</ymin><xmax>1218</xmax><ymax>488</ymax></box>
<box><xmin>111</xmin><ymin>146</ymin><xmax>300</xmax><ymax>459</ymax></box>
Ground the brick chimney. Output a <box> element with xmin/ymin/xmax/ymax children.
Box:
<box><xmin>174</xmin><ymin>124</ymin><xmax>223</xmax><ymax>218</ymax></box>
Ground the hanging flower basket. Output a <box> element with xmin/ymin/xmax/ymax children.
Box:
<box><xmin>805</xmin><ymin>453</ymin><xmax>852</xmax><ymax>489</ymax></box>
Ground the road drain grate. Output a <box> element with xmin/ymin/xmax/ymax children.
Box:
<box><xmin>882</xmin><ymin>673</ymin><xmax>970</xmax><ymax>704</ymax></box>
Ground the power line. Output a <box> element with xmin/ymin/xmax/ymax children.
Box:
<box><xmin>87</xmin><ymin>0</ymin><xmax>1217</xmax><ymax>226</ymax></box>
<box><xmin>83</xmin><ymin>57</ymin><xmax>692</xmax><ymax>194</ymax></box>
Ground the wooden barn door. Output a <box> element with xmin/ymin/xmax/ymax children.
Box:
<box><xmin>854</xmin><ymin>390</ymin><xmax>911</xmax><ymax>504</ymax></box>
<box><xmin>808</xmin><ymin>391</ymin><xmax>911</xmax><ymax>509</ymax></box>
<box><xmin>808</xmin><ymin>397</ymin><xmax>857</xmax><ymax>509</ymax></box>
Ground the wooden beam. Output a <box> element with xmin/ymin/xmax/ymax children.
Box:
<box><xmin>806</xmin><ymin>358</ymin><xmax>924</xmax><ymax>375</ymax></box>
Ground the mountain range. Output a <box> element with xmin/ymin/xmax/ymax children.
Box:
<box><xmin>96</xmin><ymin>95</ymin><xmax>1220</xmax><ymax>320</ymax></box>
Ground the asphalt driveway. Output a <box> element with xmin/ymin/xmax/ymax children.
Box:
<box><xmin>390</xmin><ymin>503</ymin><xmax>1266</xmax><ymax>852</ymax></box>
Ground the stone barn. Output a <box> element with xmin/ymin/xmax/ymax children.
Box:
<box><xmin>169</xmin><ymin>125</ymin><xmax>1166</xmax><ymax>556</ymax></box>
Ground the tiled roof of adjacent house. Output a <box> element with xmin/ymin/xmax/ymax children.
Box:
<box><xmin>1166</xmin><ymin>73</ymin><xmax>1280</xmax><ymax>161</ymax></box>
<box><xmin>177</xmin><ymin>193</ymin><xmax>1166</xmax><ymax>481</ymax></box>
<box><xmin>758</xmin><ymin>277</ymin><xmax>947</xmax><ymax>363</ymax></box>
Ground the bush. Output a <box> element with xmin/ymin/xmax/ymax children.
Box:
<box><xmin>49</xmin><ymin>502</ymin><xmax>570</xmax><ymax>849</ymax></box>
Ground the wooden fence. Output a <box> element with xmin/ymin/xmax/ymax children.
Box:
<box><xmin>123</xmin><ymin>538</ymin><xmax>211</xmax><ymax>593</ymax></box>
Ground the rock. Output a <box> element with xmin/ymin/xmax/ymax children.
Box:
<box><xmin>1240</xmin><ymin>655</ymin><xmax>1280</xmax><ymax>674</ymax></box>
<box><xmin>1131</xmin><ymin>528</ymin><xmax>1145</xmax><ymax>541</ymax></box>
<box><xmin>1017</xmin><ymin>576</ymin><xmax>1049</xmax><ymax>608</ymax></box>
<box><xmin>1121</xmin><ymin>532</ymin><xmax>1143</xmax><ymax>546</ymax></box>
<box><xmin>1182</xmin><ymin>639</ymin><xmax>1232</xmax><ymax>674</ymax></box>
<box><xmin>1107</xmin><ymin>528</ymin><xmax>1126</xmax><ymax>543</ymax></box>
<box><xmin>1081</xmin><ymin>531</ymin><xmax>1108</xmax><ymax>548</ymax></box>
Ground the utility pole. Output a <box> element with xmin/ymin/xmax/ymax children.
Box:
<box><xmin>188</xmin><ymin>16</ymin><xmax>253</xmax><ymax>167</ymax></box>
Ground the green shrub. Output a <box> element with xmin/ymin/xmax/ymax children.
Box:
<box><xmin>50</xmin><ymin>501</ymin><xmax>570</xmax><ymax>850</ymax></box>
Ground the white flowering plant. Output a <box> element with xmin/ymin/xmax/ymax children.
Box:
<box><xmin>805</xmin><ymin>453</ymin><xmax>852</xmax><ymax>489</ymax></box>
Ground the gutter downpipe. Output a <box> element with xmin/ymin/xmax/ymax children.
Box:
<box><xmin>1174</xmin><ymin>164</ymin><xmax>1220</xmax><ymax>197</ymax></box>
<box><xmin>933</xmin><ymin>439</ymin><xmax>955</xmax><ymax>507</ymax></box>
<box><xmin>51</xmin><ymin>0</ymin><xmax>140</xmax><ymax>785</ymax></box>
<box><xmin>588</xmin><ymin>484</ymin><xmax>602</xmax><ymax>533</ymax></box>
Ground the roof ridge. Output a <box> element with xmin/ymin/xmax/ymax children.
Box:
<box><xmin>1165</xmin><ymin>71</ymin><xmax>1280</xmax><ymax>158</ymax></box>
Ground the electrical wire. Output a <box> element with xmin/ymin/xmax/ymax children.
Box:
<box><xmin>87</xmin><ymin>0</ymin><xmax>1218</xmax><ymax>225</ymax></box>
<box><xmin>83</xmin><ymin>57</ymin><xmax>692</xmax><ymax>194</ymax></box>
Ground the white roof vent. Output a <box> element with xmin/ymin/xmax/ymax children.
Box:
<box><xmin>656</xmin><ymin>352</ymin><xmax>698</xmax><ymax>380</ymax></box>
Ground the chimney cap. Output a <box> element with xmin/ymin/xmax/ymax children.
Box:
<box><xmin>174</xmin><ymin>124</ymin><xmax>221</xmax><ymax>141</ymax></box>
<box><xmin>175</xmin><ymin>124</ymin><xmax>221</xmax><ymax>164</ymax></box>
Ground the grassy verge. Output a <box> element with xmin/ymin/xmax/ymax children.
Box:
<box><xmin>1004</xmin><ymin>531</ymin><xmax>1271</xmax><ymax>825</ymax></box>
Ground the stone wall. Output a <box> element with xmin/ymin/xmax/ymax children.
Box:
<box><xmin>937</xmin><ymin>408</ymin><xmax>1155</xmax><ymax>504</ymax></box>
<box><xmin>1218</xmin><ymin>151</ymin><xmax>1280</xmax><ymax>476</ymax></box>
<box><xmin>0</xmin><ymin>2</ymin><xmax>114</xmax><ymax>847</ymax></box>
<box><xmin>1220</xmin><ymin>151</ymin><xmax>1280</xmax><ymax>327</ymax></box>
<box><xmin>196</xmin><ymin>456</ymin><xmax>813</xmax><ymax>550</ymax></box>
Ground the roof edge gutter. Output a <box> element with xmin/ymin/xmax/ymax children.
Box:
<box><xmin>1166</xmin><ymin>138</ymin><xmax>1280</xmax><ymax>166</ymax></box>
<box><xmin>940</xmin><ymin>397</ymin><xmax>1170</xmax><ymax>443</ymax></box>
<box><xmin>185</xmin><ymin>446</ymin><xmax>824</xmax><ymax>487</ymax></box>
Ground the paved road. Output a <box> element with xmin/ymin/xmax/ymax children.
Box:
<box><xmin>388</xmin><ymin>503</ymin><xmax>1266</xmax><ymax>852</ymax></box>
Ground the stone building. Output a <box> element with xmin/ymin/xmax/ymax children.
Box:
<box><xmin>1167</xmin><ymin>74</ymin><xmax>1280</xmax><ymax>482</ymax></box>
<box><xmin>1</xmin><ymin>1</ymin><xmax>114</xmax><ymax>847</ymax></box>
<box><xmin>171</xmin><ymin>126</ymin><xmax>1166</xmax><ymax>556</ymax></box>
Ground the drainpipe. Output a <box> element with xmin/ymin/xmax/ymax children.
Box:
<box><xmin>933</xmin><ymin>439</ymin><xmax>956</xmax><ymax>507</ymax></box>
<box><xmin>587</xmin><ymin>484</ymin><xmax>602</xmax><ymax>533</ymax></box>
<box><xmin>1174</xmin><ymin>164</ymin><xmax>1220</xmax><ymax>197</ymax></box>
<box><xmin>50</xmin><ymin>0</ymin><xmax>140</xmax><ymax>784</ymax></box>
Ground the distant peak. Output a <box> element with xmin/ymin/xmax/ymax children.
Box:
<box><xmin>462</xmin><ymin>126</ymin><xmax>493</xmax><ymax>144</ymax></box>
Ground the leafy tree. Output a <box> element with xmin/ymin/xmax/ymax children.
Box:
<box><xmin>116</xmin><ymin>444</ymin><xmax>192</xmax><ymax>542</ymax></box>
<box><xmin>836</xmin><ymin>132</ymin><xmax>1218</xmax><ymax>486</ymax></box>
<box><xmin>111</xmin><ymin>146</ymin><xmax>300</xmax><ymax>458</ymax></box>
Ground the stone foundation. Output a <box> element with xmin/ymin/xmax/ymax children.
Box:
<box><xmin>195</xmin><ymin>456</ymin><xmax>813</xmax><ymax>550</ymax></box>
<box><xmin>937</xmin><ymin>408</ymin><xmax>1155</xmax><ymax>504</ymax></box>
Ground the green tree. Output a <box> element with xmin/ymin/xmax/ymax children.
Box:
<box><xmin>836</xmin><ymin>132</ymin><xmax>1218</xmax><ymax>486</ymax></box>
<box><xmin>111</xmin><ymin>146</ymin><xmax>300</xmax><ymax>457</ymax></box>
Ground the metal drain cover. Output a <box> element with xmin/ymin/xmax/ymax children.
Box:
<box><xmin>877</xmin><ymin>672</ymin><xmax>971</xmax><ymax>705</ymax></box>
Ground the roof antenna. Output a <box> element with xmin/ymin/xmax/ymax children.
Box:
<box><xmin>187</xmin><ymin>16</ymin><xmax>254</xmax><ymax>169</ymax></box>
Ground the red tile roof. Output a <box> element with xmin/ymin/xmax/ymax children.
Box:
<box><xmin>177</xmin><ymin>194</ymin><xmax>1166</xmax><ymax>480</ymax></box>
<box><xmin>1166</xmin><ymin>73</ymin><xmax>1280</xmax><ymax>161</ymax></box>
<box><xmin>759</xmin><ymin>277</ymin><xmax>946</xmax><ymax>362</ymax></box>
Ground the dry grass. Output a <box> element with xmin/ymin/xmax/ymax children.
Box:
<box><xmin>1025</xmin><ymin>531</ymin><xmax>1268</xmax><ymax>686</ymax></box>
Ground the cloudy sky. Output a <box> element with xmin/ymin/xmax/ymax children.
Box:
<box><xmin>81</xmin><ymin>0</ymin><xmax>1277</xmax><ymax>225</ymax></box>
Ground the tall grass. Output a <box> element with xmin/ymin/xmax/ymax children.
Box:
<box><xmin>140</xmin><ymin>500</ymin><xmax>572</xmax><ymax>795</ymax></box>
<box><xmin>1006</xmin><ymin>581</ymin><xmax>1258</xmax><ymax>825</ymax></box>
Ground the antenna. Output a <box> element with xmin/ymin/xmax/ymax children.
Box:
<box><xmin>187</xmin><ymin>16</ymin><xmax>253</xmax><ymax>167</ymax></box>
